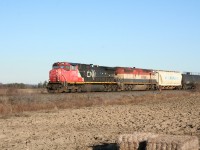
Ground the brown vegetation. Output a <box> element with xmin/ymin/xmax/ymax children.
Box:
<box><xmin>0</xmin><ymin>88</ymin><xmax>195</xmax><ymax>116</ymax></box>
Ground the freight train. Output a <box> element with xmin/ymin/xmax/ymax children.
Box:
<box><xmin>46</xmin><ymin>62</ymin><xmax>200</xmax><ymax>93</ymax></box>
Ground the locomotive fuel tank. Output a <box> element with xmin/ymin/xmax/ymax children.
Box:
<box><xmin>81</xmin><ymin>85</ymin><xmax>105</xmax><ymax>92</ymax></box>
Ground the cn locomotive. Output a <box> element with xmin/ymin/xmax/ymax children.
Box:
<box><xmin>46</xmin><ymin>62</ymin><xmax>200</xmax><ymax>93</ymax></box>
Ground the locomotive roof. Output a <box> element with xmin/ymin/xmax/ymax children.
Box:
<box><xmin>54</xmin><ymin>62</ymin><xmax>154</xmax><ymax>71</ymax></box>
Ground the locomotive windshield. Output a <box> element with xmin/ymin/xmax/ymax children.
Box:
<box><xmin>53</xmin><ymin>64</ymin><xmax>70</xmax><ymax>70</ymax></box>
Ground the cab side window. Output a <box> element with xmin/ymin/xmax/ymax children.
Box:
<box><xmin>65</xmin><ymin>66</ymin><xmax>70</xmax><ymax>71</ymax></box>
<box><xmin>70</xmin><ymin>66</ymin><xmax>76</xmax><ymax>71</ymax></box>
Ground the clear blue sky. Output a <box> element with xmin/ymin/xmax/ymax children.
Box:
<box><xmin>0</xmin><ymin>0</ymin><xmax>200</xmax><ymax>84</ymax></box>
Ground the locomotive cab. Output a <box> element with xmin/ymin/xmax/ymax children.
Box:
<box><xmin>47</xmin><ymin>62</ymin><xmax>84</xmax><ymax>93</ymax></box>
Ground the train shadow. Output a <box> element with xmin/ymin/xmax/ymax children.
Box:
<box><xmin>91</xmin><ymin>141</ymin><xmax>147</xmax><ymax>150</ymax></box>
<box><xmin>92</xmin><ymin>143</ymin><xmax>119</xmax><ymax>150</ymax></box>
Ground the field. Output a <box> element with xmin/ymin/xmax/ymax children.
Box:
<box><xmin>0</xmin><ymin>89</ymin><xmax>200</xmax><ymax>149</ymax></box>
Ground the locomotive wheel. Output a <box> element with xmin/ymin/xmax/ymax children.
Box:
<box><xmin>104</xmin><ymin>85</ymin><xmax>108</xmax><ymax>92</ymax></box>
<box><xmin>71</xmin><ymin>88</ymin><xmax>77</xmax><ymax>93</ymax></box>
<box><xmin>104</xmin><ymin>85</ymin><xmax>112</xmax><ymax>92</ymax></box>
<box><xmin>77</xmin><ymin>86</ymin><xmax>82</xmax><ymax>93</ymax></box>
<box><xmin>183</xmin><ymin>85</ymin><xmax>187</xmax><ymax>90</ymax></box>
<box><xmin>112</xmin><ymin>85</ymin><xmax>118</xmax><ymax>91</ymax></box>
<box><xmin>124</xmin><ymin>85</ymin><xmax>129</xmax><ymax>91</ymax></box>
<box><xmin>107</xmin><ymin>85</ymin><xmax>112</xmax><ymax>92</ymax></box>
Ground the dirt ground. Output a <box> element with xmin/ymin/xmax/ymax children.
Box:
<box><xmin>0</xmin><ymin>91</ymin><xmax>200</xmax><ymax>150</ymax></box>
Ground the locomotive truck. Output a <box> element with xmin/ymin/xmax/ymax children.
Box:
<box><xmin>46</xmin><ymin>62</ymin><xmax>200</xmax><ymax>93</ymax></box>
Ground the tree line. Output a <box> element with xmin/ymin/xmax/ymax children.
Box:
<box><xmin>0</xmin><ymin>81</ymin><xmax>48</xmax><ymax>89</ymax></box>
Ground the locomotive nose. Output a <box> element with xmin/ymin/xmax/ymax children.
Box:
<box><xmin>50</xmin><ymin>69</ymin><xmax>62</xmax><ymax>82</ymax></box>
<box><xmin>56</xmin><ymin>69</ymin><xmax>62</xmax><ymax>81</ymax></box>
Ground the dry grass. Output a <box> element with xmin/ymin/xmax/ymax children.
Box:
<box><xmin>0</xmin><ymin>88</ymin><xmax>197</xmax><ymax>117</ymax></box>
<box><xmin>0</xmin><ymin>88</ymin><xmax>46</xmax><ymax>96</ymax></box>
<box><xmin>194</xmin><ymin>84</ymin><xmax>200</xmax><ymax>92</ymax></box>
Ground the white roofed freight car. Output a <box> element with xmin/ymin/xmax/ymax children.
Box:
<box><xmin>155</xmin><ymin>71</ymin><xmax>182</xmax><ymax>90</ymax></box>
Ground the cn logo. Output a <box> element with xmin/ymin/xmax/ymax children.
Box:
<box><xmin>87</xmin><ymin>70</ymin><xmax>96</xmax><ymax>80</ymax></box>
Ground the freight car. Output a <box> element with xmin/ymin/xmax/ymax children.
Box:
<box><xmin>182</xmin><ymin>72</ymin><xmax>200</xmax><ymax>89</ymax></box>
<box><xmin>46</xmin><ymin>62</ymin><xmax>200</xmax><ymax>93</ymax></box>
<box><xmin>155</xmin><ymin>70</ymin><xmax>182</xmax><ymax>90</ymax></box>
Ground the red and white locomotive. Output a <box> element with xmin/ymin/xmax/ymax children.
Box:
<box><xmin>47</xmin><ymin>62</ymin><xmax>188</xmax><ymax>93</ymax></box>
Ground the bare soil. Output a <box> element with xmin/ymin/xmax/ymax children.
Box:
<box><xmin>0</xmin><ymin>90</ymin><xmax>200</xmax><ymax>150</ymax></box>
